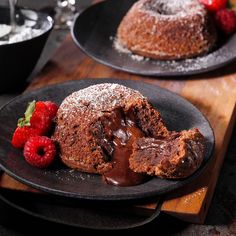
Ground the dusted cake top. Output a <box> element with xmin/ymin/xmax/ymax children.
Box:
<box><xmin>142</xmin><ymin>0</ymin><xmax>206</xmax><ymax>19</ymax></box>
<box><xmin>58</xmin><ymin>83</ymin><xmax>145</xmax><ymax>121</ymax></box>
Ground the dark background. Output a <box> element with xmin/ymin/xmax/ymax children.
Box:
<box><xmin>0</xmin><ymin>1</ymin><xmax>235</xmax><ymax>235</ymax></box>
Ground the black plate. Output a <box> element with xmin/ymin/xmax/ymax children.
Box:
<box><xmin>0</xmin><ymin>79</ymin><xmax>214</xmax><ymax>200</ymax></box>
<box><xmin>0</xmin><ymin>189</ymin><xmax>161</xmax><ymax>230</ymax></box>
<box><xmin>71</xmin><ymin>0</ymin><xmax>236</xmax><ymax>77</ymax></box>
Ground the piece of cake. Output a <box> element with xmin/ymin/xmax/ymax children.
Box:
<box><xmin>129</xmin><ymin>129</ymin><xmax>205</xmax><ymax>178</ymax></box>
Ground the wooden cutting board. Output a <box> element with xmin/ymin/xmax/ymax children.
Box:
<box><xmin>0</xmin><ymin>34</ymin><xmax>236</xmax><ymax>224</ymax></box>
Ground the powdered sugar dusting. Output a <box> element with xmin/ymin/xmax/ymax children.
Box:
<box><xmin>58</xmin><ymin>83</ymin><xmax>145</xmax><ymax>120</ymax></box>
<box><xmin>0</xmin><ymin>25</ymin><xmax>44</xmax><ymax>45</ymax></box>
<box><xmin>131</xmin><ymin>54</ymin><xmax>147</xmax><ymax>62</ymax></box>
<box><xmin>142</xmin><ymin>0</ymin><xmax>205</xmax><ymax>19</ymax></box>
<box><xmin>112</xmin><ymin>35</ymin><xmax>234</xmax><ymax>73</ymax></box>
<box><xmin>43</xmin><ymin>168</ymin><xmax>93</xmax><ymax>182</ymax></box>
<box><xmin>160</xmin><ymin>47</ymin><xmax>234</xmax><ymax>72</ymax></box>
<box><xmin>114</xmin><ymin>38</ymin><xmax>131</xmax><ymax>54</ymax></box>
<box><xmin>114</xmin><ymin>38</ymin><xmax>150</xmax><ymax>62</ymax></box>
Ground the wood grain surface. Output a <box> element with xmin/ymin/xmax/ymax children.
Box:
<box><xmin>1</xmin><ymin>30</ymin><xmax>236</xmax><ymax>223</ymax></box>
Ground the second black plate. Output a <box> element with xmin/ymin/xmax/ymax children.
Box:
<box><xmin>0</xmin><ymin>79</ymin><xmax>214</xmax><ymax>200</ymax></box>
<box><xmin>72</xmin><ymin>0</ymin><xmax>236</xmax><ymax>76</ymax></box>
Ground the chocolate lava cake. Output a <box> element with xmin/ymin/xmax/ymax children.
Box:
<box><xmin>116</xmin><ymin>0</ymin><xmax>217</xmax><ymax>60</ymax></box>
<box><xmin>52</xmin><ymin>83</ymin><xmax>205</xmax><ymax>185</ymax></box>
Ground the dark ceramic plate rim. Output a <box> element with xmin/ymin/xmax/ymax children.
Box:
<box><xmin>0</xmin><ymin>79</ymin><xmax>215</xmax><ymax>200</ymax></box>
<box><xmin>71</xmin><ymin>0</ymin><xmax>236</xmax><ymax>77</ymax></box>
<box><xmin>0</xmin><ymin>190</ymin><xmax>161</xmax><ymax>230</ymax></box>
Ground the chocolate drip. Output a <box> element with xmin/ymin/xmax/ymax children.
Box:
<box><xmin>102</xmin><ymin>109</ymin><xmax>147</xmax><ymax>186</ymax></box>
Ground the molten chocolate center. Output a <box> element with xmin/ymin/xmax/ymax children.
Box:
<box><xmin>102</xmin><ymin>109</ymin><xmax>147</xmax><ymax>186</ymax></box>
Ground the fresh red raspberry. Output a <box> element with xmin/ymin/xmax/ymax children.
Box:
<box><xmin>30</xmin><ymin>102</ymin><xmax>52</xmax><ymax>135</ymax></box>
<box><xmin>23</xmin><ymin>136</ymin><xmax>56</xmax><ymax>168</ymax></box>
<box><xmin>17</xmin><ymin>100</ymin><xmax>51</xmax><ymax>135</ymax></box>
<box><xmin>199</xmin><ymin>0</ymin><xmax>227</xmax><ymax>11</ymax></box>
<box><xmin>11</xmin><ymin>127</ymin><xmax>40</xmax><ymax>148</ymax></box>
<box><xmin>12</xmin><ymin>100</ymin><xmax>58</xmax><ymax>149</ymax></box>
<box><xmin>33</xmin><ymin>101</ymin><xmax>46</xmax><ymax>112</ymax></box>
<box><xmin>215</xmin><ymin>8</ymin><xmax>236</xmax><ymax>34</ymax></box>
<box><xmin>44</xmin><ymin>101</ymin><xmax>58</xmax><ymax>119</ymax></box>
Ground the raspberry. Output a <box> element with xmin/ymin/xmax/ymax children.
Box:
<box><xmin>23</xmin><ymin>136</ymin><xmax>56</xmax><ymax>168</ymax></box>
<box><xmin>199</xmin><ymin>0</ymin><xmax>227</xmax><ymax>11</ymax></box>
<box><xmin>44</xmin><ymin>101</ymin><xmax>58</xmax><ymax>119</ymax></box>
<box><xmin>30</xmin><ymin>102</ymin><xmax>52</xmax><ymax>135</ymax></box>
<box><xmin>12</xmin><ymin>100</ymin><xmax>57</xmax><ymax>149</ymax></box>
<box><xmin>11</xmin><ymin>127</ymin><xmax>40</xmax><ymax>148</ymax></box>
<box><xmin>33</xmin><ymin>101</ymin><xmax>46</xmax><ymax>111</ymax></box>
<box><xmin>17</xmin><ymin>101</ymin><xmax>51</xmax><ymax>135</ymax></box>
<box><xmin>215</xmin><ymin>8</ymin><xmax>236</xmax><ymax>34</ymax></box>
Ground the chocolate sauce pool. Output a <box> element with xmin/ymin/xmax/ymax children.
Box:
<box><xmin>102</xmin><ymin>109</ymin><xmax>147</xmax><ymax>186</ymax></box>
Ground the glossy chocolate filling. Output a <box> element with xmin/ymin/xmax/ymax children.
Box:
<box><xmin>100</xmin><ymin>108</ymin><xmax>147</xmax><ymax>186</ymax></box>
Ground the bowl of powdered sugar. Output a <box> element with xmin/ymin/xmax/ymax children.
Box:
<box><xmin>0</xmin><ymin>6</ymin><xmax>53</xmax><ymax>92</ymax></box>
